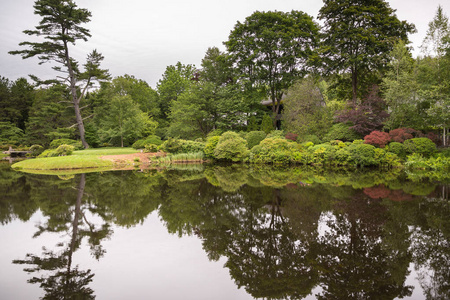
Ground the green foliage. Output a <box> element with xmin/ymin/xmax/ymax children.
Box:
<box><xmin>282</xmin><ymin>78</ymin><xmax>334</xmax><ymax>139</ymax></box>
<box><xmin>247</xmin><ymin>115</ymin><xmax>259</xmax><ymax>131</ymax></box>
<box><xmin>204</xmin><ymin>136</ymin><xmax>221</xmax><ymax>158</ymax></box>
<box><xmin>299</xmin><ymin>135</ymin><xmax>322</xmax><ymax>145</ymax></box>
<box><xmin>260</xmin><ymin>115</ymin><xmax>274</xmax><ymax>134</ymax></box>
<box><xmin>39</xmin><ymin>144</ymin><xmax>74</xmax><ymax>157</ymax></box>
<box><xmin>213</xmin><ymin>131</ymin><xmax>249</xmax><ymax>162</ymax></box>
<box><xmin>0</xmin><ymin>121</ymin><xmax>24</xmax><ymax>145</ymax></box>
<box><xmin>245</xmin><ymin>131</ymin><xmax>267</xmax><ymax>149</ymax></box>
<box><xmin>387</xmin><ymin>142</ymin><xmax>407</xmax><ymax>159</ymax></box>
<box><xmin>266</xmin><ymin>130</ymin><xmax>286</xmax><ymax>139</ymax></box>
<box><xmin>404</xmin><ymin>138</ymin><xmax>437</xmax><ymax>158</ymax></box>
<box><xmin>323</xmin><ymin>123</ymin><xmax>361</xmax><ymax>142</ymax></box>
<box><xmin>250</xmin><ymin>138</ymin><xmax>302</xmax><ymax>164</ymax></box>
<box><xmin>159</xmin><ymin>138</ymin><xmax>205</xmax><ymax>154</ymax></box>
<box><xmin>29</xmin><ymin>145</ymin><xmax>44</xmax><ymax>157</ymax></box>
<box><xmin>144</xmin><ymin>144</ymin><xmax>159</xmax><ymax>153</ymax></box>
<box><xmin>318</xmin><ymin>0</ymin><xmax>415</xmax><ymax>101</ymax></box>
<box><xmin>49</xmin><ymin>139</ymin><xmax>82</xmax><ymax>150</ymax></box>
<box><xmin>132</xmin><ymin>135</ymin><xmax>163</xmax><ymax>149</ymax></box>
<box><xmin>98</xmin><ymin>95</ymin><xmax>157</xmax><ymax>147</ymax></box>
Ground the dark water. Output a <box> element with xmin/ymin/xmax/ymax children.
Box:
<box><xmin>0</xmin><ymin>162</ymin><xmax>449</xmax><ymax>300</ymax></box>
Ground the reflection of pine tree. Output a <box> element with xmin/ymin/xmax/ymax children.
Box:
<box><xmin>13</xmin><ymin>174</ymin><xmax>110</xmax><ymax>299</ymax></box>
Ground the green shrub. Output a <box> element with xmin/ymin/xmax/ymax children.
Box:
<box><xmin>159</xmin><ymin>138</ymin><xmax>205</xmax><ymax>154</ymax></box>
<box><xmin>387</xmin><ymin>142</ymin><xmax>406</xmax><ymax>159</ymax></box>
<box><xmin>49</xmin><ymin>139</ymin><xmax>83</xmax><ymax>150</ymax></box>
<box><xmin>299</xmin><ymin>134</ymin><xmax>321</xmax><ymax>145</ymax></box>
<box><xmin>207</xmin><ymin>129</ymin><xmax>223</xmax><ymax>137</ymax></box>
<box><xmin>250</xmin><ymin>138</ymin><xmax>302</xmax><ymax>164</ymax></box>
<box><xmin>347</xmin><ymin>143</ymin><xmax>376</xmax><ymax>167</ymax></box>
<box><xmin>144</xmin><ymin>144</ymin><xmax>159</xmax><ymax>153</ymax></box>
<box><xmin>307</xmin><ymin>144</ymin><xmax>336</xmax><ymax>165</ymax></box>
<box><xmin>246</xmin><ymin>131</ymin><xmax>267</xmax><ymax>149</ymax></box>
<box><xmin>204</xmin><ymin>136</ymin><xmax>221</xmax><ymax>158</ymax></box>
<box><xmin>404</xmin><ymin>138</ymin><xmax>436</xmax><ymax>158</ymax></box>
<box><xmin>214</xmin><ymin>131</ymin><xmax>249</xmax><ymax>162</ymax></box>
<box><xmin>29</xmin><ymin>145</ymin><xmax>44</xmax><ymax>157</ymax></box>
<box><xmin>132</xmin><ymin>135</ymin><xmax>163</xmax><ymax>149</ymax></box>
<box><xmin>260</xmin><ymin>114</ymin><xmax>274</xmax><ymax>134</ymax></box>
<box><xmin>266</xmin><ymin>130</ymin><xmax>285</xmax><ymax>139</ymax></box>
<box><xmin>323</xmin><ymin>123</ymin><xmax>361</xmax><ymax>142</ymax></box>
<box><xmin>39</xmin><ymin>144</ymin><xmax>74</xmax><ymax>157</ymax></box>
<box><xmin>159</xmin><ymin>138</ymin><xmax>183</xmax><ymax>153</ymax></box>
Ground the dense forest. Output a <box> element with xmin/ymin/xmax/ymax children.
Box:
<box><xmin>1</xmin><ymin>0</ymin><xmax>449</xmax><ymax>153</ymax></box>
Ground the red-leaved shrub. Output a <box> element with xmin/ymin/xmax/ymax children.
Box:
<box><xmin>285</xmin><ymin>132</ymin><xmax>298</xmax><ymax>141</ymax></box>
<box><xmin>388</xmin><ymin>128</ymin><xmax>421</xmax><ymax>143</ymax></box>
<box><xmin>364</xmin><ymin>131</ymin><xmax>391</xmax><ymax>148</ymax></box>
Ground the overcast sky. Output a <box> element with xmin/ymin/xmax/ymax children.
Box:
<box><xmin>0</xmin><ymin>0</ymin><xmax>448</xmax><ymax>88</ymax></box>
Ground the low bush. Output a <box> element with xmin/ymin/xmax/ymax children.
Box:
<box><xmin>386</xmin><ymin>142</ymin><xmax>406</xmax><ymax>159</ymax></box>
<box><xmin>49</xmin><ymin>139</ymin><xmax>83</xmax><ymax>150</ymax></box>
<box><xmin>266</xmin><ymin>130</ymin><xmax>285</xmax><ymax>139</ymax></box>
<box><xmin>144</xmin><ymin>144</ymin><xmax>158</xmax><ymax>153</ymax></box>
<box><xmin>285</xmin><ymin>132</ymin><xmax>298</xmax><ymax>141</ymax></box>
<box><xmin>29</xmin><ymin>145</ymin><xmax>44</xmax><ymax>157</ymax></box>
<box><xmin>299</xmin><ymin>134</ymin><xmax>322</xmax><ymax>145</ymax></box>
<box><xmin>204</xmin><ymin>136</ymin><xmax>221</xmax><ymax>158</ymax></box>
<box><xmin>364</xmin><ymin>131</ymin><xmax>391</xmax><ymax>148</ymax></box>
<box><xmin>250</xmin><ymin>138</ymin><xmax>302</xmax><ymax>164</ymax></box>
<box><xmin>404</xmin><ymin>137</ymin><xmax>436</xmax><ymax>158</ymax></box>
<box><xmin>132</xmin><ymin>135</ymin><xmax>163</xmax><ymax>149</ymax></box>
<box><xmin>246</xmin><ymin>131</ymin><xmax>267</xmax><ymax>149</ymax></box>
<box><xmin>323</xmin><ymin>123</ymin><xmax>361</xmax><ymax>142</ymax></box>
<box><xmin>347</xmin><ymin>143</ymin><xmax>377</xmax><ymax>167</ymax></box>
<box><xmin>214</xmin><ymin>131</ymin><xmax>249</xmax><ymax>162</ymax></box>
<box><xmin>159</xmin><ymin>138</ymin><xmax>205</xmax><ymax>154</ymax></box>
<box><xmin>39</xmin><ymin>144</ymin><xmax>74</xmax><ymax>157</ymax></box>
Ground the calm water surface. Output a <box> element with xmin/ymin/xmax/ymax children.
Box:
<box><xmin>0</xmin><ymin>162</ymin><xmax>448</xmax><ymax>299</ymax></box>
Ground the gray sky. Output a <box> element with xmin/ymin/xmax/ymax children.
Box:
<box><xmin>1</xmin><ymin>0</ymin><xmax>448</xmax><ymax>88</ymax></box>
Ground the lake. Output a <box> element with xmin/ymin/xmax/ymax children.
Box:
<box><xmin>0</xmin><ymin>162</ymin><xmax>448</xmax><ymax>299</ymax></box>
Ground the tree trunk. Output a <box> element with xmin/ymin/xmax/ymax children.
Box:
<box><xmin>64</xmin><ymin>40</ymin><xmax>89</xmax><ymax>149</ymax></box>
<box><xmin>351</xmin><ymin>66</ymin><xmax>358</xmax><ymax>105</ymax></box>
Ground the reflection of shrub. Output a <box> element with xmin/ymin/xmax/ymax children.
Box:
<box><xmin>250</xmin><ymin>138</ymin><xmax>302</xmax><ymax>164</ymax></box>
<box><xmin>404</xmin><ymin>138</ymin><xmax>436</xmax><ymax>158</ymax></box>
<box><xmin>324</xmin><ymin>123</ymin><xmax>361</xmax><ymax>142</ymax></box>
<box><xmin>214</xmin><ymin>131</ymin><xmax>249</xmax><ymax>162</ymax></box>
<box><xmin>246</xmin><ymin>131</ymin><xmax>267</xmax><ymax>149</ymax></box>
<box><xmin>364</xmin><ymin>131</ymin><xmax>391</xmax><ymax>148</ymax></box>
<box><xmin>204</xmin><ymin>136</ymin><xmax>220</xmax><ymax>158</ymax></box>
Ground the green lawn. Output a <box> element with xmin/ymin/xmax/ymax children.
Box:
<box><xmin>11</xmin><ymin>147</ymin><xmax>138</xmax><ymax>171</ymax></box>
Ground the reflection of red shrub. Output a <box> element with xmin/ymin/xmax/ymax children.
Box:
<box><xmin>364</xmin><ymin>185</ymin><xmax>391</xmax><ymax>199</ymax></box>
<box><xmin>389</xmin><ymin>190</ymin><xmax>414</xmax><ymax>202</ymax></box>
<box><xmin>364</xmin><ymin>131</ymin><xmax>391</xmax><ymax>147</ymax></box>
<box><xmin>285</xmin><ymin>132</ymin><xmax>298</xmax><ymax>141</ymax></box>
<box><xmin>389</xmin><ymin>128</ymin><xmax>421</xmax><ymax>143</ymax></box>
<box><xmin>364</xmin><ymin>185</ymin><xmax>415</xmax><ymax>201</ymax></box>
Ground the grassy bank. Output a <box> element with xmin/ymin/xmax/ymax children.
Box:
<box><xmin>11</xmin><ymin>147</ymin><xmax>138</xmax><ymax>171</ymax></box>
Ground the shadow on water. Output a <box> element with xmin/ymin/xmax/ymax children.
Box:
<box><xmin>1</xmin><ymin>162</ymin><xmax>449</xmax><ymax>299</ymax></box>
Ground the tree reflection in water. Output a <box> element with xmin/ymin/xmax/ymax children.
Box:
<box><xmin>2</xmin><ymin>163</ymin><xmax>449</xmax><ymax>299</ymax></box>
